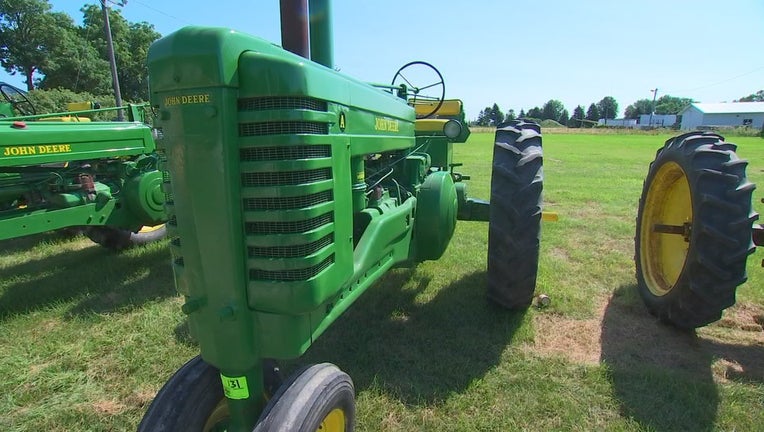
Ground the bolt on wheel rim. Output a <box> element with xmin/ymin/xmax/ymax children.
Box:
<box><xmin>640</xmin><ymin>161</ymin><xmax>692</xmax><ymax>296</ymax></box>
<box><xmin>316</xmin><ymin>408</ymin><xmax>345</xmax><ymax>432</ymax></box>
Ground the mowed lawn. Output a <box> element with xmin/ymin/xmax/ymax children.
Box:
<box><xmin>0</xmin><ymin>130</ymin><xmax>762</xmax><ymax>431</ymax></box>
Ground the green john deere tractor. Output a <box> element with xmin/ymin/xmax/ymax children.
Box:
<box><xmin>139</xmin><ymin>1</ymin><xmax>550</xmax><ymax>430</ymax></box>
<box><xmin>635</xmin><ymin>131</ymin><xmax>762</xmax><ymax>329</ymax></box>
<box><xmin>0</xmin><ymin>82</ymin><xmax>167</xmax><ymax>250</ymax></box>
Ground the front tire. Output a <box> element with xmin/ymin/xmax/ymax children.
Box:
<box><xmin>487</xmin><ymin>120</ymin><xmax>544</xmax><ymax>309</ymax></box>
<box><xmin>85</xmin><ymin>224</ymin><xmax>167</xmax><ymax>251</ymax></box>
<box><xmin>254</xmin><ymin>363</ymin><xmax>355</xmax><ymax>432</ymax></box>
<box><xmin>139</xmin><ymin>356</ymin><xmax>282</xmax><ymax>432</ymax></box>
<box><xmin>138</xmin><ymin>356</ymin><xmax>227</xmax><ymax>432</ymax></box>
<box><xmin>635</xmin><ymin>132</ymin><xmax>757</xmax><ymax>329</ymax></box>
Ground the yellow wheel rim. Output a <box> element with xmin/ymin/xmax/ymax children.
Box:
<box><xmin>316</xmin><ymin>408</ymin><xmax>346</xmax><ymax>432</ymax></box>
<box><xmin>639</xmin><ymin>161</ymin><xmax>692</xmax><ymax>296</ymax></box>
<box><xmin>138</xmin><ymin>223</ymin><xmax>165</xmax><ymax>234</ymax></box>
<box><xmin>202</xmin><ymin>399</ymin><xmax>229</xmax><ymax>432</ymax></box>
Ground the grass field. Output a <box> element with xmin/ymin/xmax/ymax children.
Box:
<box><xmin>1</xmin><ymin>130</ymin><xmax>763</xmax><ymax>431</ymax></box>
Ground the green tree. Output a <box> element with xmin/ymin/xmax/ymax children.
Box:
<box><xmin>26</xmin><ymin>87</ymin><xmax>117</xmax><ymax>119</ymax></box>
<box><xmin>38</xmin><ymin>12</ymin><xmax>112</xmax><ymax>94</ymax></box>
<box><xmin>526</xmin><ymin>106</ymin><xmax>542</xmax><ymax>120</ymax></box>
<box><xmin>487</xmin><ymin>103</ymin><xmax>503</xmax><ymax>126</ymax></box>
<box><xmin>586</xmin><ymin>103</ymin><xmax>600</xmax><ymax>122</ymax></box>
<box><xmin>476</xmin><ymin>107</ymin><xmax>490</xmax><ymax>126</ymax></box>
<box><xmin>559</xmin><ymin>109</ymin><xmax>569</xmax><ymax>126</ymax></box>
<box><xmin>597</xmin><ymin>96</ymin><xmax>618</xmax><ymax>119</ymax></box>
<box><xmin>624</xmin><ymin>99</ymin><xmax>654</xmax><ymax>119</ymax></box>
<box><xmin>505</xmin><ymin>108</ymin><xmax>516</xmax><ymax>122</ymax></box>
<box><xmin>569</xmin><ymin>105</ymin><xmax>585</xmax><ymax>127</ymax></box>
<box><xmin>738</xmin><ymin>90</ymin><xmax>764</xmax><ymax>102</ymax></box>
<box><xmin>78</xmin><ymin>4</ymin><xmax>160</xmax><ymax>100</ymax></box>
<box><xmin>654</xmin><ymin>95</ymin><xmax>693</xmax><ymax>115</ymax></box>
<box><xmin>518</xmin><ymin>108</ymin><xmax>526</xmax><ymax>118</ymax></box>
<box><xmin>0</xmin><ymin>0</ymin><xmax>64</xmax><ymax>90</ymax></box>
<box><xmin>541</xmin><ymin>99</ymin><xmax>565</xmax><ymax>122</ymax></box>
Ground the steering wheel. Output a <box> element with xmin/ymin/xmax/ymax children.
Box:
<box><xmin>391</xmin><ymin>61</ymin><xmax>445</xmax><ymax>119</ymax></box>
<box><xmin>0</xmin><ymin>83</ymin><xmax>36</xmax><ymax>116</ymax></box>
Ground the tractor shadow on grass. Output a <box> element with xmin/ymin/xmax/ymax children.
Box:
<box><xmin>600</xmin><ymin>284</ymin><xmax>764</xmax><ymax>432</ymax></box>
<box><xmin>0</xmin><ymin>234</ymin><xmax>176</xmax><ymax>320</ymax></box>
<box><xmin>0</xmin><ymin>230</ymin><xmax>81</xmax><ymax>255</ymax></box>
<box><xmin>297</xmin><ymin>268</ymin><xmax>528</xmax><ymax>405</ymax></box>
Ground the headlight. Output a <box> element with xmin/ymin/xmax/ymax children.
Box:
<box><xmin>443</xmin><ymin>120</ymin><xmax>462</xmax><ymax>139</ymax></box>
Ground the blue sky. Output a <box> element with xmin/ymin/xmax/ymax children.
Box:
<box><xmin>2</xmin><ymin>0</ymin><xmax>763</xmax><ymax>119</ymax></box>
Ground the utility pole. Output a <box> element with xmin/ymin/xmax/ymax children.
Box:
<box><xmin>649</xmin><ymin>88</ymin><xmax>659</xmax><ymax>127</ymax></box>
<box><xmin>101</xmin><ymin>0</ymin><xmax>124</xmax><ymax>121</ymax></box>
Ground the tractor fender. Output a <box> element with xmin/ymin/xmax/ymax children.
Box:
<box><xmin>412</xmin><ymin>170</ymin><xmax>458</xmax><ymax>261</ymax></box>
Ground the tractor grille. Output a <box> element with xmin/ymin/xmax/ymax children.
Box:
<box><xmin>245</xmin><ymin>213</ymin><xmax>333</xmax><ymax>235</ymax></box>
<box><xmin>240</xmin><ymin>145</ymin><xmax>331</xmax><ymax>161</ymax></box>
<box><xmin>243</xmin><ymin>191</ymin><xmax>333</xmax><ymax>211</ymax></box>
<box><xmin>249</xmin><ymin>256</ymin><xmax>334</xmax><ymax>282</ymax></box>
<box><xmin>239</xmin><ymin>121</ymin><xmax>328</xmax><ymax>136</ymax></box>
<box><xmin>241</xmin><ymin>168</ymin><xmax>331</xmax><ymax>187</ymax></box>
<box><xmin>238</xmin><ymin>97</ymin><xmax>327</xmax><ymax>112</ymax></box>
<box><xmin>249</xmin><ymin>234</ymin><xmax>333</xmax><ymax>259</ymax></box>
<box><xmin>239</xmin><ymin>96</ymin><xmax>335</xmax><ymax>283</ymax></box>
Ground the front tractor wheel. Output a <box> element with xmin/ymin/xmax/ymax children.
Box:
<box><xmin>138</xmin><ymin>356</ymin><xmax>283</xmax><ymax>432</ymax></box>
<box><xmin>635</xmin><ymin>132</ymin><xmax>757</xmax><ymax>329</ymax></box>
<box><xmin>85</xmin><ymin>224</ymin><xmax>167</xmax><ymax>251</ymax></box>
<box><xmin>254</xmin><ymin>363</ymin><xmax>355</xmax><ymax>432</ymax></box>
<box><xmin>137</xmin><ymin>356</ymin><xmax>227</xmax><ymax>432</ymax></box>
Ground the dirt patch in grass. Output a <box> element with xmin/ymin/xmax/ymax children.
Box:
<box><xmin>89</xmin><ymin>400</ymin><xmax>125</xmax><ymax>415</ymax></box>
<box><xmin>713</xmin><ymin>303</ymin><xmax>764</xmax><ymax>333</ymax></box>
<box><xmin>124</xmin><ymin>390</ymin><xmax>158</xmax><ymax>408</ymax></box>
<box><xmin>529</xmin><ymin>293</ymin><xmax>764</xmax><ymax>383</ymax></box>
<box><xmin>530</xmin><ymin>302</ymin><xmax>605</xmax><ymax>365</ymax></box>
<box><xmin>547</xmin><ymin>247</ymin><xmax>571</xmax><ymax>263</ymax></box>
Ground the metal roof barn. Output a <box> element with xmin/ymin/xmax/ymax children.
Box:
<box><xmin>679</xmin><ymin>102</ymin><xmax>764</xmax><ymax>130</ymax></box>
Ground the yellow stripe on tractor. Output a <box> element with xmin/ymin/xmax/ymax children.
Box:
<box><xmin>415</xmin><ymin>119</ymin><xmax>449</xmax><ymax>132</ymax></box>
<box><xmin>414</xmin><ymin>99</ymin><xmax>463</xmax><ymax>118</ymax></box>
<box><xmin>38</xmin><ymin>116</ymin><xmax>92</xmax><ymax>122</ymax></box>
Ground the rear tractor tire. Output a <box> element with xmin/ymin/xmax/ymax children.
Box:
<box><xmin>487</xmin><ymin>120</ymin><xmax>544</xmax><ymax>309</ymax></box>
<box><xmin>635</xmin><ymin>132</ymin><xmax>758</xmax><ymax>329</ymax></box>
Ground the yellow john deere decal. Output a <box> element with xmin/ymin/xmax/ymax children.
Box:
<box><xmin>3</xmin><ymin>144</ymin><xmax>72</xmax><ymax>157</ymax></box>
<box><xmin>374</xmin><ymin>117</ymin><xmax>399</xmax><ymax>132</ymax></box>
<box><xmin>164</xmin><ymin>93</ymin><xmax>211</xmax><ymax>106</ymax></box>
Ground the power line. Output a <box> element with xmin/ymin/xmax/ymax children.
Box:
<box><xmin>127</xmin><ymin>0</ymin><xmax>193</xmax><ymax>26</ymax></box>
<box><xmin>664</xmin><ymin>65</ymin><xmax>764</xmax><ymax>94</ymax></box>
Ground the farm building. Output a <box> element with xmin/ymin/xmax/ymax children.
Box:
<box><xmin>598</xmin><ymin>118</ymin><xmax>637</xmax><ymax>127</ymax></box>
<box><xmin>638</xmin><ymin>114</ymin><xmax>677</xmax><ymax>128</ymax></box>
<box><xmin>679</xmin><ymin>102</ymin><xmax>764</xmax><ymax>130</ymax></box>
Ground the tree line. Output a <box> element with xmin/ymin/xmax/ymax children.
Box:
<box><xmin>0</xmin><ymin>0</ymin><xmax>160</xmax><ymax>101</ymax></box>
<box><xmin>475</xmin><ymin>91</ymin><xmax>763</xmax><ymax>128</ymax></box>
<box><xmin>475</xmin><ymin>96</ymin><xmax>619</xmax><ymax>128</ymax></box>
